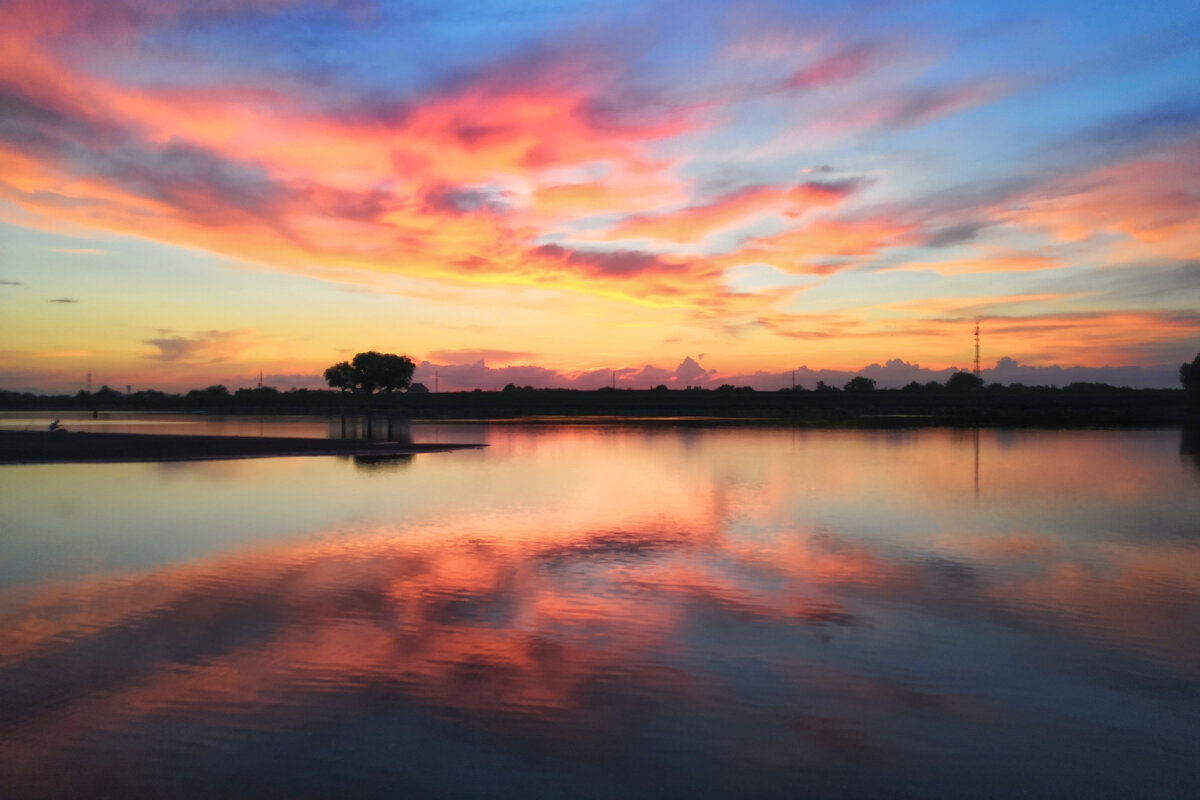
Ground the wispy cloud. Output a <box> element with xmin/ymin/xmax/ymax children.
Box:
<box><xmin>1002</xmin><ymin>140</ymin><xmax>1200</xmax><ymax>261</ymax></box>
<box><xmin>714</xmin><ymin>216</ymin><xmax>916</xmax><ymax>275</ymax></box>
<box><xmin>594</xmin><ymin>181</ymin><xmax>861</xmax><ymax>244</ymax></box>
<box><xmin>143</xmin><ymin>330</ymin><xmax>256</xmax><ymax>364</ymax></box>
<box><xmin>50</xmin><ymin>248</ymin><xmax>106</xmax><ymax>254</ymax></box>
<box><xmin>48</xmin><ymin>297</ymin><xmax>79</xmax><ymax>303</ymax></box>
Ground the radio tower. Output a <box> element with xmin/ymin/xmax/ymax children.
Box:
<box><xmin>973</xmin><ymin>320</ymin><xmax>981</xmax><ymax>377</ymax></box>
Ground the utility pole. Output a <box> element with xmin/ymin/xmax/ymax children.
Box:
<box><xmin>258</xmin><ymin>371</ymin><xmax>264</xmax><ymax>388</ymax></box>
<box><xmin>86</xmin><ymin>371</ymin><xmax>92</xmax><ymax>393</ymax></box>
<box><xmin>435</xmin><ymin>371</ymin><xmax>439</xmax><ymax>393</ymax></box>
<box><xmin>612</xmin><ymin>369</ymin><xmax>616</xmax><ymax>389</ymax></box>
<box><xmin>791</xmin><ymin>369</ymin><xmax>795</xmax><ymax>391</ymax></box>
<box><xmin>973</xmin><ymin>320</ymin><xmax>981</xmax><ymax>377</ymax></box>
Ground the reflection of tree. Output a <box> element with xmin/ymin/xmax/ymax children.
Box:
<box><xmin>330</xmin><ymin>416</ymin><xmax>413</xmax><ymax>443</ymax></box>
<box><xmin>350</xmin><ymin>454</ymin><xmax>414</xmax><ymax>473</ymax></box>
<box><xmin>1182</xmin><ymin>421</ymin><xmax>1200</xmax><ymax>476</ymax></box>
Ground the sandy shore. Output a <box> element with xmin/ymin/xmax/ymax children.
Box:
<box><xmin>0</xmin><ymin>430</ymin><xmax>484</xmax><ymax>464</ymax></box>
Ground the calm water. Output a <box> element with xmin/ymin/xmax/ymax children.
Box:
<box><xmin>1</xmin><ymin>420</ymin><xmax>1198</xmax><ymax>799</ymax></box>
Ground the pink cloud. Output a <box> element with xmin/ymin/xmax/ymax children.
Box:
<box><xmin>781</xmin><ymin>43</ymin><xmax>881</xmax><ymax>90</ymax></box>
<box><xmin>595</xmin><ymin>180</ymin><xmax>860</xmax><ymax>244</ymax></box>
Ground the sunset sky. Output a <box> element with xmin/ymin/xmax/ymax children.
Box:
<box><xmin>2</xmin><ymin>0</ymin><xmax>1199</xmax><ymax>392</ymax></box>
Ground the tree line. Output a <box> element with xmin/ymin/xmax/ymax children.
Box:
<box><xmin>1</xmin><ymin>352</ymin><xmax>1196</xmax><ymax>410</ymax></box>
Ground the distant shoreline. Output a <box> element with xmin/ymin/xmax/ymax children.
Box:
<box><xmin>1</xmin><ymin>386</ymin><xmax>1191</xmax><ymax>428</ymax></box>
<box><xmin>0</xmin><ymin>431</ymin><xmax>485</xmax><ymax>465</ymax></box>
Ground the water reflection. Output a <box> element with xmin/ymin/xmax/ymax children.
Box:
<box><xmin>347</xmin><ymin>454</ymin><xmax>415</xmax><ymax>473</ymax></box>
<box><xmin>1</xmin><ymin>425</ymin><xmax>1198</xmax><ymax>799</ymax></box>
<box><xmin>331</xmin><ymin>415</ymin><xmax>413</xmax><ymax>442</ymax></box>
<box><xmin>0</xmin><ymin>411</ymin><xmax>420</xmax><ymax>442</ymax></box>
<box><xmin>1182</xmin><ymin>421</ymin><xmax>1200</xmax><ymax>475</ymax></box>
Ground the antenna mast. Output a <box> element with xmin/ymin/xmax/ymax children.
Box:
<box><xmin>973</xmin><ymin>320</ymin><xmax>981</xmax><ymax>377</ymax></box>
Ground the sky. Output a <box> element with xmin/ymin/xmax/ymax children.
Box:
<box><xmin>1</xmin><ymin>0</ymin><xmax>1199</xmax><ymax>392</ymax></box>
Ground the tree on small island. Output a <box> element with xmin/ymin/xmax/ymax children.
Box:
<box><xmin>324</xmin><ymin>351</ymin><xmax>415</xmax><ymax>393</ymax></box>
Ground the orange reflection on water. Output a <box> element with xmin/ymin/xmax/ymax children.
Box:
<box><xmin>2</xmin><ymin>426</ymin><xmax>1199</xmax><ymax>798</ymax></box>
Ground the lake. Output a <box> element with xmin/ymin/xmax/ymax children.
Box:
<box><xmin>1</xmin><ymin>416</ymin><xmax>1198</xmax><ymax>798</ymax></box>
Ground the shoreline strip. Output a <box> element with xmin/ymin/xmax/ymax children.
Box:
<box><xmin>0</xmin><ymin>431</ymin><xmax>485</xmax><ymax>465</ymax></box>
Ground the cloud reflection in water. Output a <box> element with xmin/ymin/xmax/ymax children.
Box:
<box><xmin>1</xmin><ymin>426</ymin><xmax>1198</xmax><ymax>798</ymax></box>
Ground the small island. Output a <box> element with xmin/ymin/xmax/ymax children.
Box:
<box><xmin>0</xmin><ymin>430</ymin><xmax>483</xmax><ymax>465</ymax></box>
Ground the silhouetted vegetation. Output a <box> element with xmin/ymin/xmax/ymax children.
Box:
<box><xmin>1182</xmin><ymin>352</ymin><xmax>1200</xmax><ymax>406</ymax></box>
<box><xmin>187</xmin><ymin>384</ymin><xmax>231</xmax><ymax>402</ymax></box>
<box><xmin>324</xmin><ymin>352</ymin><xmax>415</xmax><ymax>394</ymax></box>
<box><xmin>946</xmin><ymin>371</ymin><xmax>985</xmax><ymax>392</ymax></box>
<box><xmin>0</xmin><ymin>378</ymin><xmax>1189</xmax><ymax>427</ymax></box>
<box><xmin>2</xmin><ymin>356</ymin><xmax>1194</xmax><ymax>426</ymax></box>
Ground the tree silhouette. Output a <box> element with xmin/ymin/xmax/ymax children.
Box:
<box><xmin>324</xmin><ymin>362</ymin><xmax>357</xmax><ymax>393</ymax></box>
<box><xmin>1181</xmin><ymin>352</ymin><xmax>1200</xmax><ymax>401</ymax></box>
<box><xmin>946</xmin><ymin>371</ymin><xmax>984</xmax><ymax>392</ymax></box>
<box><xmin>324</xmin><ymin>352</ymin><xmax>415</xmax><ymax>394</ymax></box>
<box><xmin>843</xmin><ymin>376</ymin><xmax>876</xmax><ymax>392</ymax></box>
<box><xmin>187</xmin><ymin>384</ymin><xmax>229</xmax><ymax>399</ymax></box>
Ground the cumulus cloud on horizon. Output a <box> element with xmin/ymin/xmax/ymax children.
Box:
<box><xmin>404</xmin><ymin>355</ymin><xmax>1182</xmax><ymax>392</ymax></box>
